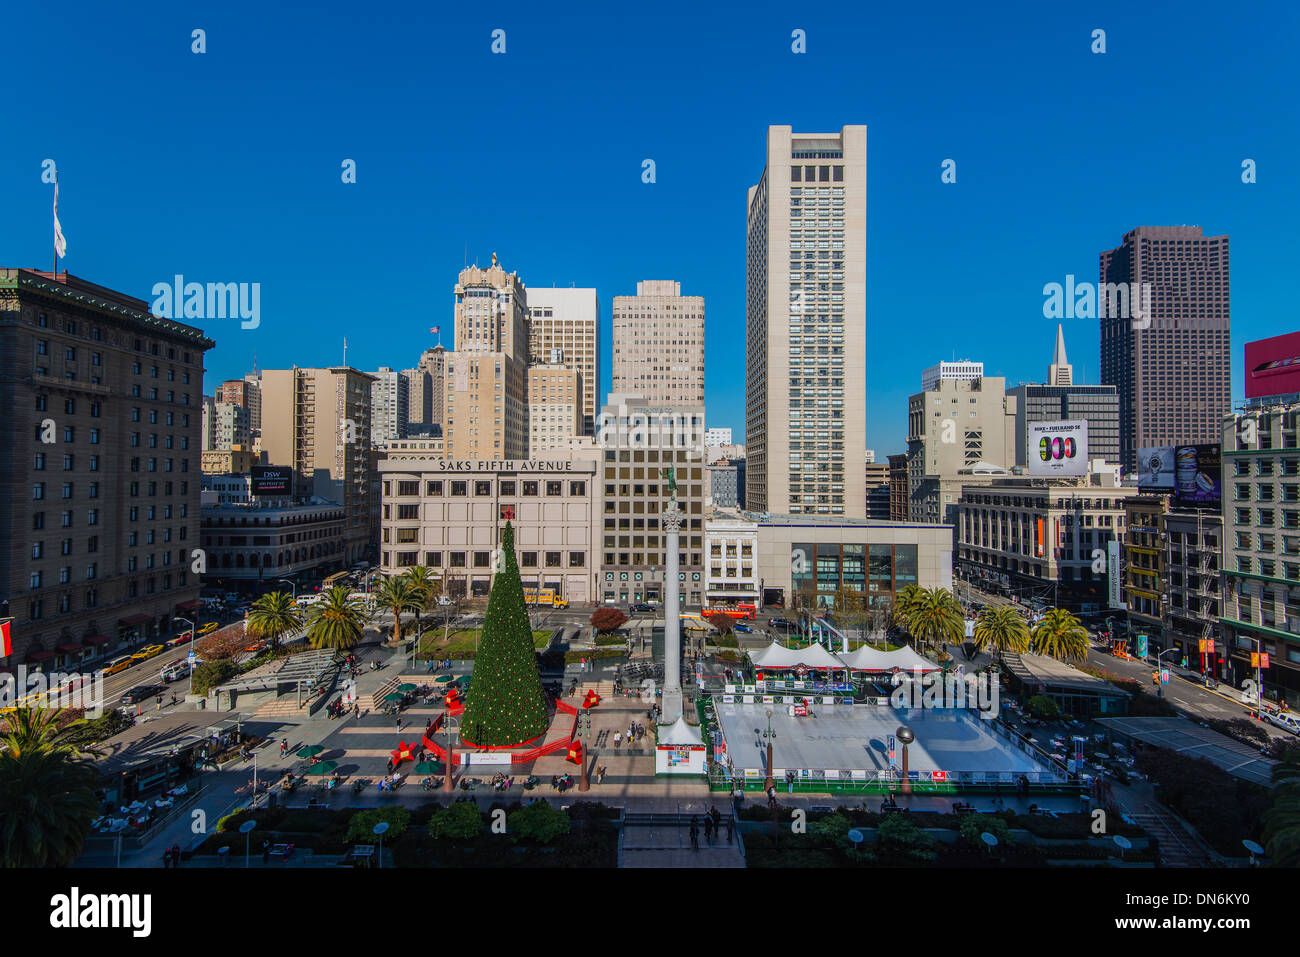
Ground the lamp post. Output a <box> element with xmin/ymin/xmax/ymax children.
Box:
<box><xmin>443</xmin><ymin>716</ymin><xmax>458</xmax><ymax>793</ymax></box>
<box><xmin>373</xmin><ymin>821</ymin><xmax>389</xmax><ymax>869</ymax></box>
<box><xmin>896</xmin><ymin>725</ymin><xmax>915</xmax><ymax>795</ymax></box>
<box><xmin>761</xmin><ymin>708</ymin><xmax>777</xmax><ymax>792</ymax></box>
<box><xmin>175</xmin><ymin>617</ymin><xmax>196</xmax><ymax>696</ymax></box>
<box><xmin>239</xmin><ymin>818</ymin><xmax>257</xmax><ymax>868</ymax></box>
<box><xmin>278</xmin><ymin>578</ymin><xmax>297</xmax><ymax>602</ymax></box>
<box><xmin>578</xmin><ymin>711</ymin><xmax>592</xmax><ymax>792</ymax></box>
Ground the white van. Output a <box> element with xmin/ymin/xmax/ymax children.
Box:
<box><xmin>1268</xmin><ymin>710</ymin><xmax>1300</xmax><ymax>736</ymax></box>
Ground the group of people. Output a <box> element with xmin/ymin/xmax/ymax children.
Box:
<box><xmin>325</xmin><ymin>699</ymin><xmax>352</xmax><ymax>719</ymax></box>
<box><xmin>688</xmin><ymin>807</ymin><xmax>727</xmax><ymax>849</ymax></box>
<box><xmin>160</xmin><ymin>843</ymin><xmax>183</xmax><ymax>868</ymax></box>
<box><xmin>491</xmin><ymin>773</ymin><xmax>513</xmax><ymax>791</ymax></box>
<box><xmin>550</xmin><ymin>773</ymin><xmax>574</xmax><ymax>792</ymax></box>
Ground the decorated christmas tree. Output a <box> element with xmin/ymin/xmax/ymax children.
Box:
<box><xmin>459</xmin><ymin>522</ymin><xmax>550</xmax><ymax>746</ymax></box>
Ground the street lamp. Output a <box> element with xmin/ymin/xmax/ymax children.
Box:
<box><xmin>239</xmin><ymin>818</ymin><xmax>257</xmax><ymax>868</ymax></box>
<box><xmin>175</xmin><ymin>617</ymin><xmax>197</xmax><ymax>697</ymax></box>
<box><xmin>760</xmin><ymin>708</ymin><xmax>777</xmax><ymax>792</ymax></box>
<box><xmin>443</xmin><ymin>716</ymin><xmax>458</xmax><ymax>793</ymax></box>
<box><xmin>278</xmin><ymin>579</ymin><xmax>297</xmax><ymax>602</ymax></box>
<box><xmin>896</xmin><ymin>725</ymin><xmax>915</xmax><ymax>795</ymax></box>
<box><xmin>373</xmin><ymin>821</ymin><xmax>389</xmax><ymax>869</ymax></box>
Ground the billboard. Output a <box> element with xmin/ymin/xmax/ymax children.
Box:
<box><xmin>1173</xmin><ymin>444</ymin><xmax>1221</xmax><ymax>508</ymax></box>
<box><xmin>1029</xmin><ymin>420</ymin><xmax>1088</xmax><ymax>477</ymax></box>
<box><xmin>1245</xmin><ymin>331</ymin><xmax>1300</xmax><ymax>399</ymax></box>
<box><xmin>1107</xmin><ymin>540</ymin><xmax>1123</xmax><ymax>610</ymax></box>
<box><xmin>250</xmin><ymin>465</ymin><xmax>293</xmax><ymax>496</ymax></box>
<box><xmin>1137</xmin><ymin>447</ymin><xmax>1176</xmax><ymax>490</ymax></box>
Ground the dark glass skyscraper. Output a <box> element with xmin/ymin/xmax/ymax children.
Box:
<box><xmin>1099</xmin><ymin>226</ymin><xmax>1231</xmax><ymax>472</ymax></box>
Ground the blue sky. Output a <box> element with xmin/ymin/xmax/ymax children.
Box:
<box><xmin>2</xmin><ymin>0</ymin><xmax>1296</xmax><ymax>452</ymax></box>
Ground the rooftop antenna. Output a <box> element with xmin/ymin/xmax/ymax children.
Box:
<box><xmin>342</xmin><ymin>337</ymin><xmax>347</xmax><ymax>367</ymax></box>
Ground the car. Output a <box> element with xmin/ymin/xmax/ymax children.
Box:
<box><xmin>160</xmin><ymin>662</ymin><xmax>191</xmax><ymax>683</ymax></box>
<box><xmin>1268</xmin><ymin>711</ymin><xmax>1300</xmax><ymax>736</ymax></box>
<box><xmin>197</xmin><ymin>621</ymin><xmax>220</xmax><ymax>636</ymax></box>
<box><xmin>104</xmin><ymin>658</ymin><xmax>133</xmax><ymax>676</ymax></box>
<box><xmin>734</xmin><ymin>622</ymin><xmax>753</xmax><ymax>633</ymax></box>
<box><xmin>120</xmin><ymin>684</ymin><xmax>165</xmax><ymax>705</ymax></box>
<box><xmin>768</xmin><ymin>617</ymin><xmax>794</xmax><ymax>630</ymax></box>
<box><xmin>131</xmin><ymin>644</ymin><xmax>165</xmax><ymax>662</ymax></box>
<box><xmin>164</xmin><ymin>633</ymin><xmax>192</xmax><ymax>648</ymax></box>
<box><xmin>631</xmin><ymin>603</ymin><xmax>654</xmax><ymax>613</ymax></box>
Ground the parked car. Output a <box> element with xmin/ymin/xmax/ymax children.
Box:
<box><xmin>198</xmin><ymin>621</ymin><xmax>220</xmax><ymax>636</ymax></box>
<box><xmin>767</xmin><ymin>617</ymin><xmax>795</xmax><ymax>631</ymax></box>
<box><xmin>1268</xmin><ymin>710</ymin><xmax>1300</xmax><ymax>736</ymax></box>
<box><xmin>120</xmin><ymin>684</ymin><xmax>165</xmax><ymax>705</ymax></box>
<box><xmin>104</xmin><ymin>657</ymin><xmax>133</xmax><ymax>676</ymax></box>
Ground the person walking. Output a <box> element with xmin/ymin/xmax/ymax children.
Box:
<box><xmin>613</xmin><ymin>732</ymin><xmax>621</xmax><ymax>749</ymax></box>
<box><xmin>703</xmin><ymin>814</ymin><xmax>714</xmax><ymax>846</ymax></box>
<box><xmin>689</xmin><ymin>818</ymin><xmax>699</xmax><ymax>850</ymax></box>
<box><xmin>279</xmin><ymin>738</ymin><xmax>287</xmax><ymax>758</ymax></box>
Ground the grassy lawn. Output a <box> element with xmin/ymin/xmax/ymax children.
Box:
<box><xmin>415</xmin><ymin>629</ymin><xmax>552</xmax><ymax>660</ymax></box>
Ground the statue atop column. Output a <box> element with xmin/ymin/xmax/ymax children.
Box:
<box><xmin>661</xmin><ymin>466</ymin><xmax>677</xmax><ymax>502</ymax></box>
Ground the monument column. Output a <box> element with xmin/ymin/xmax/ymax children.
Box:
<box><xmin>660</xmin><ymin>498</ymin><xmax>684</xmax><ymax>725</ymax></box>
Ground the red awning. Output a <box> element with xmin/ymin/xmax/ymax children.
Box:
<box><xmin>83</xmin><ymin>634</ymin><xmax>111</xmax><ymax>645</ymax></box>
<box><xmin>175</xmin><ymin>599</ymin><xmax>204</xmax><ymax>611</ymax></box>
<box><xmin>118</xmin><ymin>614</ymin><xmax>152</xmax><ymax>626</ymax></box>
<box><xmin>57</xmin><ymin>642</ymin><xmax>84</xmax><ymax>654</ymax></box>
<box><xmin>26</xmin><ymin>650</ymin><xmax>54</xmax><ymax>662</ymax></box>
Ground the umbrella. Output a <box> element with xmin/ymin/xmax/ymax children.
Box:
<box><xmin>432</xmin><ymin>674</ymin><xmax>453</xmax><ymax>685</ymax></box>
<box><xmin>397</xmin><ymin>683</ymin><xmax>417</xmax><ymax>693</ymax></box>
<box><xmin>303</xmin><ymin>761</ymin><xmax>338</xmax><ymax>775</ymax></box>
<box><xmin>453</xmin><ymin>675</ymin><xmax>471</xmax><ymax>686</ymax></box>
<box><xmin>296</xmin><ymin>745</ymin><xmax>325</xmax><ymax>759</ymax></box>
<box><xmin>413</xmin><ymin>760</ymin><xmax>443</xmax><ymax>774</ymax></box>
<box><xmin>383</xmin><ymin>692</ymin><xmax>405</xmax><ymax>703</ymax></box>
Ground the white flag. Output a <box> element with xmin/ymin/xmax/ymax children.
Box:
<box><xmin>53</xmin><ymin>177</ymin><xmax>67</xmax><ymax>259</ymax></box>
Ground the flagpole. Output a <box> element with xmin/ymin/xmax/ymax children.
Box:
<box><xmin>53</xmin><ymin>173</ymin><xmax>58</xmax><ymax>276</ymax></box>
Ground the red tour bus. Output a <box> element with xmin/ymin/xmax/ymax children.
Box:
<box><xmin>702</xmin><ymin>603</ymin><xmax>757</xmax><ymax>620</ymax></box>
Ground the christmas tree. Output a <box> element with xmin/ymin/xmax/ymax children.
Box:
<box><xmin>459</xmin><ymin>522</ymin><xmax>550</xmax><ymax>746</ymax></box>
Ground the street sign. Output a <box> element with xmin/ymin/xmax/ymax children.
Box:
<box><xmin>1160</xmin><ymin>670</ymin><xmax>1170</xmax><ymax>685</ymax></box>
<box><xmin>1136</xmin><ymin>635</ymin><xmax>1149</xmax><ymax>659</ymax></box>
<box><xmin>1261</xmin><ymin>653</ymin><xmax>1271</xmax><ymax>668</ymax></box>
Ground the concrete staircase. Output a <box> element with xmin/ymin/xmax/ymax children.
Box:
<box><xmin>255</xmin><ymin>696</ymin><xmax>311</xmax><ymax>719</ymax></box>
<box><xmin>1127</xmin><ymin>807</ymin><xmax>1215</xmax><ymax>867</ymax></box>
<box><xmin>619</xmin><ymin>811</ymin><xmax>745</xmax><ymax>868</ymax></box>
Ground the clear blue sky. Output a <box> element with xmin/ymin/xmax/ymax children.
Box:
<box><xmin>2</xmin><ymin>0</ymin><xmax>1296</xmax><ymax>452</ymax></box>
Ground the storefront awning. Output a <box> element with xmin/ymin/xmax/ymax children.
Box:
<box><xmin>56</xmin><ymin>642</ymin><xmax>84</xmax><ymax>654</ymax></box>
<box><xmin>83</xmin><ymin>634</ymin><xmax>111</xmax><ymax>645</ymax></box>
<box><xmin>119</xmin><ymin>615</ymin><xmax>152</xmax><ymax>626</ymax></box>
<box><xmin>26</xmin><ymin>650</ymin><xmax>54</xmax><ymax>662</ymax></box>
<box><xmin>175</xmin><ymin>599</ymin><xmax>204</xmax><ymax>612</ymax></box>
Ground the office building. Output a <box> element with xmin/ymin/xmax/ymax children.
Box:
<box><xmin>527</xmin><ymin>364</ymin><xmax>583</xmax><ymax>453</ymax></box>
<box><xmin>955</xmin><ymin>469</ymin><xmax>1139</xmax><ymax>611</ymax></box>
<box><xmin>528</xmin><ymin>287</ymin><xmax>600</xmax><ymax>436</ymax></box>
<box><xmin>369</xmin><ymin>366</ymin><xmax>410</xmax><ymax>444</ymax></box>
<box><xmin>259</xmin><ymin>366</ymin><xmax>376</xmax><ymax>565</ymax></box>
<box><xmin>200</xmin><ymin>446</ymin><xmax>258</xmax><ymax>476</ymax></box>
<box><xmin>907</xmin><ymin>374</ymin><xmax>1018</xmax><ymax>524</ymax></box>
<box><xmin>211</xmin><ymin>401</ymin><xmax>250</xmax><ymax>451</ymax></box>
<box><xmin>745</xmin><ymin>125</ymin><xmax>867</xmax><ymax>517</ymax></box>
<box><xmin>1009</xmin><ymin>325</ymin><xmax>1120</xmax><ymax>468</ymax></box>
<box><xmin>708</xmin><ymin>463</ymin><xmax>740</xmax><ymax>509</ymax></box>
<box><xmin>921</xmin><ymin>361</ymin><xmax>984</xmax><ymax>393</ymax></box>
<box><xmin>597</xmin><ymin>393</ymin><xmax>707</xmax><ymax>605</ymax></box>
<box><xmin>887</xmin><ymin>453</ymin><xmax>909</xmax><ymax>522</ymax></box>
<box><xmin>200</xmin><ymin>500</ymin><xmax>347</xmax><ymax>594</ymax></box>
<box><xmin>704</xmin><ymin>516</ymin><xmax>760</xmax><ymax>606</ymax></box>
<box><xmin>1100</xmin><ymin>226</ymin><xmax>1231</xmax><ymax>472</ymax></box>
<box><xmin>405</xmin><ymin>345</ymin><xmax>447</xmax><ymax>436</ymax></box>
<box><xmin>611</xmin><ymin>280</ymin><xmax>705</xmax><ymax>406</ymax></box>
<box><xmin>864</xmin><ymin>458</ymin><xmax>891</xmax><ymax>520</ymax></box>
<box><xmin>705</xmin><ymin>427</ymin><xmax>733</xmax><ymax>449</ymax></box>
<box><xmin>1220</xmin><ymin>402</ymin><xmax>1300</xmax><ymax>704</ymax></box>
<box><xmin>0</xmin><ymin>268</ymin><xmax>212</xmax><ymax>667</ymax></box>
<box><xmin>443</xmin><ymin>256</ymin><xmax>529</xmax><ymax>460</ymax></box>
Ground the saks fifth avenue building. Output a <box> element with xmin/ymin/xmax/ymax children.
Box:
<box><xmin>378</xmin><ymin>456</ymin><xmax>601</xmax><ymax>602</ymax></box>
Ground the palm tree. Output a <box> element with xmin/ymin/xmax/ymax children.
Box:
<box><xmin>403</xmin><ymin>565</ymin><xmax>441</xmax><ymax>637</ymax></box>
<box><xmin>0</xmin><ymin>744</ymin><xmax>101</xmax><ymax>867</ymax></box>
<box><xmin>972</xmin><ymin>605</ymin><xmax>1031</xmax><ymax>659</ymax></box>
<box><xmin>1264</xmin><ymin>754</ymin><xmax>1300</xmax><ymax>866</ymax></box>
<box><xmin>373</xmin><ymin>575</ymin><xmax>421</xmax><ymax>645</ymax></box>
<box><xmin>1</xmin><ymin>706</ymin><xmax>72</xmax><ymax>758</ymax></box>
<box><xmin>902</xmin><ymin>587</ymin><xmax>965</xmax><ymax>653</ymax></box>
<box><xmin>890</xmin><ymin>584</ymin><xmax>924</xmax><ymax>638</ymax></box>
<box><xmin>304</xmin><ymin>586</ymin><xmax>369</xmax><ymax>652</ymax></box>
<box><xmin>246</xmin><ymin>590</ymin><xmax>304</xmax><ymax>653</ymax></box>
<box><xmin>1030</xmin><ymin>608</ymin><xmax>1090</xmax><ymax>663</ymax></box>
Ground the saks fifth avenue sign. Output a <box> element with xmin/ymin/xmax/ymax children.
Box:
<box><xmin>431</xmin><ymin>460</ymin><xmax>590</xmax><ymax>473</ymax></box>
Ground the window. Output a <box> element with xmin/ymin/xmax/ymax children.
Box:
<box><xmin>545</xmin><ymin>551</ymin><xmax>562</xmax><ymax>568</ymax></box>
<box><xmin>521</xmin><ymin>551</ymin><xmax>538</xmax><ymax>568</ymax></box>
<box><xmin>522</xmin><ymin>481</ymin><xmax>539</xmax><ymax>496</ymax></box>
<box><xmin>546</xmin><ymin>481</ymin><xmax>563</xmax><ymax>496</ymax></box>
<box><xmin>569</xmin><ymin>481</ymin><xmax>586</xmax><ymax>496</ymax></box>
<box><xmin>473</xmin><ymin>551</ymin><xmax>492</xmax><ymax>568</ymax></box>
<box><xmin>450</xmin><ymin>481</ymin><xmax>467</xmax><ymax>496</ymax></box>
<box><xmin>475</xmin><ymin>481</ymin><xmax>492</xmax><ymax>496</ymax></box>
<box><xmin>449</xmin><ymin>552</ymin><xmax>466</xmax><ymax>567</ymax></box>
<box><xmin>426</xmin><ymin>480</ymin><xmax>443</xmax><ymax>496</ymax></box>
<box><xmin>568</xmin><ymin>552</ymin><xmax>585</xmax><ymax>567</ymax></box>
<box><xmin>499</xmin><ymin>481</ymin><xmax>516</xmax><ymax>496</ymax></box>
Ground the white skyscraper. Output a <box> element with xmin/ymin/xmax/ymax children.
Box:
<box><xmin>745</xmin><ymin>125</ymin><xmax>867</xmax><ymax>517</ymax></box>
